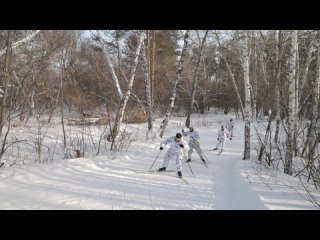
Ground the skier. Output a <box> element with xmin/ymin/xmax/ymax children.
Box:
<box><xmin>182</xmin><ymin>127</ymin><xmax>206</xmax><ymax>165</ymax></box>
<box><xmin>226</xmin><ymin>118</ymin><xmax>234</xmax><ymax>139</ymax></box>
<box><xmin>212</xmin><ymin>125</ymin><xmax>229</xmax><ymax>152</ymax></box>
<box><xmin>157</xmin><ymin>133</ymin><xmax>189</xmax><ymax>177</ymax></box>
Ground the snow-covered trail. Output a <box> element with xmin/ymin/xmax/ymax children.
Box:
<box><xmin>0</xmin><ymin>150</ymin><xmax>215</xmax><ymax>209</ymax></box>
<box><xmin>0</xmin><ymin>122</ymin><xmax>271</xmax><ymax>210</ymax></box>
<box><xmin>0</xmin><ymin>116</ymin><xmax>318</xmax><ymax>209</ymax></box>
<box><xmin>197</xmin><ymin>123</ymin><xmax>268</xmax><ymax>210</ymax></box>
<box><xmin>209</xmin><ymin>148</ymin><xmax>268</xmax><ymax>210</ymax></box>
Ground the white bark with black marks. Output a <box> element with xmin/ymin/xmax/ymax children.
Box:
<box><xmin>274</xmin><ymin>30</ymin><xmax>283</xmax><ymax>143</ymax></box>
<box><xmin>111</xmin><ymin>32</ymin><xmax>145</xmax><ymax>145</ymax></box>
<box><xmin>96</xmin><ymin>30</ymin><xmax>123</xmax><ymax>101</ymax></box>
<box><xmin>285</xmin><ymin>30</ymin><xmax>297</xmax><ymax>175</ymax></box>
<box><xmin>239</xmin><ymin>30</ymin><xmax>251</xmax><ymax>160</ymax></box>
<box><xmin>140</xmin><ymin>39</ymin><xmax>156</xmax><ymax>140</ymax></box>
<box><xmin>96</xmin><ymin>31</ymin><xmax>146</xmax><ymax>147</ymax></box>
<box><xmin>251</xmin><ymin>30</ymin><xmax>257</xmax><ymax>121</ymax></box>
<box><xmin>185</xmin><ymin>30</ymin><xmax>208</xmax><ymax>128</ymax></box>
<box><xmin>214</xmin><ymin>31</ymin><xmax>245</xmax><ymax>120</ymax></box>
<box><xmin>158</xmin><ymin>30</ymin><xmax>190</xmax><ymax>138</ymax></box>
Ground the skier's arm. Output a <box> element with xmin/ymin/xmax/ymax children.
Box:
<box><xmin>160</xmin><ymin>137</ymin><xmax>171</xmax><ymax>148</ymax></box>
<box><xmin>183</xmin><ymin>140</ymin><xmax>190</xmax><ymax>151</ymax></box>
<box><xmin>194</xmin><ymin>132</ymin><xmax>200</xmax><ymax>141</ymax></box>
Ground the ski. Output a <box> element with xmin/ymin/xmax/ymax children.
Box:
<box><xmin>178</xmin><ymin>176</ymin><xmax>189</xmax><ymax>184</ymax></box>
<box><xmin>217</xmin><ymin>150</ymin><xmax>223</xmax><ymax>156</ymax></box>
<box><xmin>202</xmin><ymin>160</ymin><xmax>208</xmax><ymax>168</ymax></box>
<box><xmin>185</xmin><ymin>160</ymin><xmax>208</xmax><ymax>168</ymax></box>
<box><xmin>134</xmin><ymin>170</ymin><xmax>189</xmax><ymax>184</ymax></box>
<box><xmin>134</xmin><ymin>170</ymin><xmax>176</xmax><ymax>174</ymax></box>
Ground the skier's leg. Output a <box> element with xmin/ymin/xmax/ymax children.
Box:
<box><xmin>194</xmin><ymin>142</ymin><xmax>203</xmax><ymax>159</ymax></box>
<box><xmin>216</xmin><ymin>140</ymin><xmax>221</xmax><ymax>149</ymax></box>
<box><xmin>175</xmin><ymin>153</ymin><xmax>182</xmax><ymax>172</ymax></box>
<box><xmin>213</xmin><ymin>140</ymin><xmax>220</xmax><ymax>150</ymax></box>
<box><xmin>221</xmin><ymin>140</ymin><xmax>225</xmax><ymax>151</ymax></box>
<box><xmin>188</xmin><ymin>141</ymin><xmax>194</xmax><ymax>159</ymax></box>
<box><xmin>162</xmin><ymin>151</ymin><xmax>172</xmax><ymax>168</ymax></box>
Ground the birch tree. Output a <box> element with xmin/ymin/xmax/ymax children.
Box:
<box><xmin>214</xmin><ymin>31</ymin><xmax>245</xmax><ymax>119</ymax></box>
<box><xmin>96</xmin><ymin>30</ymin><xmax>145</xmax><ymax>149</ymax></box>
<box><xmin>158</xmin><ymin>30</ymin><xmax>189</xmax><ymax>138</ymax></box>
<box><xmin>140</xmin><ymin>38</ymin><xmax>156</xmax><ymax>140</ymax></box>
<box><xmin>274</xmin><ymin>30</ymin><xmax>282</xmax><ymax>143</ymax></box>
<box><xmin>146</xmin><ymin>30</ymin><xmax>156</xmax><ymax>109</ymax></box>
<box><xmin>185</xmin><ymin>30</ymin><xmax>208</xmax><ymax>128</ymax></box>
<box><xmin>251</xmin><ymin>30</ymin><xmax>258</xmax><ymax>121</ymax></box>
<box><xmin>285</xmin><ymin>30</ymin><xmax>298</xmax><ymax>175</ymax></box>
<box><xmin>239</xmin><ymin>30</ymin><xmax>251</xmax><ymax>160</ymax></box>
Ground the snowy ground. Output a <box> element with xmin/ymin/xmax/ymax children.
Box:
<box><xmin>0</xmin><ymin>113</ymin><xmax>319</xmax><ymax>209</ymax></box>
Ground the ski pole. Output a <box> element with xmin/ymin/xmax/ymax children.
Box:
<box><xmin>199</xmin><ymin>146</ymin><xmax>209</xmax><ymax>163</ymax></box>
<box><xmin>148</xmin><ymin>149</ymin><xmax>162</xmax><ymax>171</ymax></box>
<box><xmin>183</xmin><ymin>150</ymin><xmax>195</xmax><ymax>177</ymax></box>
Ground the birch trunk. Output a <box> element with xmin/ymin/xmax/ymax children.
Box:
<box><xmin>274</xmin><ymin>30</ymin><xmax>282</xmax><ymax>143</ymax></box>
<box><xmin>251</xmin><ymin>30</ymin><xmax>257</xmax><ymax>121</ymax></box>
<box><xmin>149</xmin><ymin>31</ymin><xmax>156</xmax><ymax>109</ymax></box>
<box><xmin>110</xmin><ymin>32</ymin><xmax>145</xmax><ymax>146</ymax></box>
<box><xmin>116</xmin><ymin>30</ymin><xmax>122</xmax><ymax>83</ymax></box>
<box><xmin>96</xmin><ymin>30</ymin><xmax>123</xmax><ymax>102</ymax></box>
<box><xmin>239</xmin><ymin>30</ymin><xmax>251</xmax><ymax>160</ymax></box>
<box><xmin>285</xmin><ymin>30</ymin><xmax>297</xmax><ymax>175</ymax></box>
<box><xmin>214</xmin><ymin>31</ymin><xmax>245</xmax><ymax>120</ymax></box>
<box><xmin>185</xmin><ymin>30</ymin><xmax>208</xmax><ymax>128</ymax></box>
<box><xmin>158</xmin><ymin>30</ymin><xmax>189</xmax><ymax>138</ymax></box>
<box><xmin>96</xmin><ymin>31</ymin><xmax>145</xmax><ymax>147</ymax></box>
<box><xmin>140</xmin><ymin>39</ymin><xmax>156</xmax><ymax>140</ymax></box>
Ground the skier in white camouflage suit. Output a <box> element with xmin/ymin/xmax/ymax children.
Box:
<box><xmin>157</xmin><ymin>133</ymin><xmax>189</xmax><ymax>177</ymax></box>
<box><xmin>213</xmin><ymin>125</ymin><xmax>229</xmax><ymax>151</ymax></box>
<box><xmin>226</xmin><ymin>118</ymin><xmax>234</xmax><ymax>139</ymax></box>
<box><xmin>182</xmin><ymin>126</ymin><xmax>206</xmax><ymax>165</ymax></box>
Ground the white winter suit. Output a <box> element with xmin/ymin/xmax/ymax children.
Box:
<box><xmin>160</xmin><ymin>136</ymin><xmax>189</xmax><ymax>171</ymax></box>
<box><xmin>227</xmin><ymin>119</ymin><xmax>234</xmax><ymax>137</ymax></box>
<box><xmin>215</xmin><ymin>128</ymin><xmax>229</xmax><ymax>150</ymax></box>
<box><xmin>183</xmin><ymin>130</ymin><xmax>203</xmax><ymax>160</ymax></box>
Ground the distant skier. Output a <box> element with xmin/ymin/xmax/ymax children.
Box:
<box><xmin>158</xmin><ymin>133</ymin><xmax>189</xmax><ymax>177</ymax></box>
<box><xmin>212</xmin><ymin>125</ymin><xmax>229</xmax><ymax>152</ymax></box>
<box><xmin>182</xmin><ymin>126</ymin><xmax>206</xmax><ymax>165</ymax></box>
<box><xmin>226</xmin><ymin>118</ymin><xmax>234</xmax><ymax>140</ymax></box>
